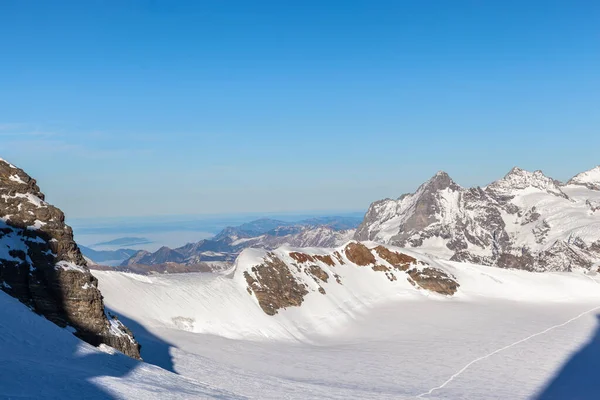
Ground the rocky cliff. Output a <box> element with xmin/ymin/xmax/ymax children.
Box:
<box><xmin>0</xmin><ymin>158</ymin><xmax>140</xmax><ymax>359</ymax></box>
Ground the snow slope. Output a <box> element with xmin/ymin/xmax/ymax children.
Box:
<box><xmin>93</xmin><ymin>245</ymin><xmax>600</xmax><ymax>399</ymax></box>
<box><xmin>0</xmin><ymin>290</ymin><xmax>243</xmax><ymax>399</ymax></box>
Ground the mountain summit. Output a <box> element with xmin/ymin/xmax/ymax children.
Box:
<box><xmin>486</xmin><ymin>167</ymin><xmax>567</xmax><ymax>198</ymax></box>
<box><xmin>568</xmin><ymin>166</ymin><xmax>600</xmax><ymax>190</ymax></box>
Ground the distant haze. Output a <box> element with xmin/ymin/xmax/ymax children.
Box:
<box><xmin>70</xmin><ymin>211</ymin><xmax>365</xmax><ymax>251</ymax></box>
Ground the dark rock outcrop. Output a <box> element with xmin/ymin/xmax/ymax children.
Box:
<box><xmin>244</xmin><ymin>253</ymin><xmax>309</xmax><ymax>315</ymax></box>
<box><xmin>242</xmin><ymin>244</ymin><xmax>460</xmax><ymax>315</ymax></box>
<box><xmin>343</xmin><ymin>242</ymin><xmax>376</xmax><ymax>266</ymax></box>
<box><xmin>0</xmin><ymin>158</ymin><xmax>140</xmax><ymax>359</ymax></box>
<box><xmin>372</xmin><ymin>245</ymin><xmax>417</xmax><ymax>271</ymax></box>
<box><xmin>407</xmin><ymin>267</ymin><xmax>459</xmax><ymax>295</ymax></box>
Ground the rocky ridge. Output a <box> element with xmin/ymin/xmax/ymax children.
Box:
<box><xmin>0</xmin><ymin>158</ymin><xmax>140</xmax><ymax>358</ymax></box>
<box><xmin>240</xmin><ymin>241</ymin><xmax>459</xmax><ymax>316</ymax></box>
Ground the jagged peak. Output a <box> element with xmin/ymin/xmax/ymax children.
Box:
<box><xmin>487</xmin><ymin>166</ymin><xmax>566</xmax><ymax>197</ymax></box>
<box><xmin>418</xmin><ymin>170</ymin><xmax>461</xmax><ymax>192</ymax></box>
<box><xmin>504</xmin><ymin>166</ymin><xmax>545</xmax><ymax>178</ymax></box>
<box><xmin>507</xmin><ymin>166</ymin><xmax>524</xmax><ymax>174</ymax></box>
<box><xmin>387</xmin><ymin>171</ymin><xmax>460</xmax><ymax>203</ymax></box>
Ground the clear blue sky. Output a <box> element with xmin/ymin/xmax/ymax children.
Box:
<box><xmin>1</xmin><ymin>1</ymin><xmax>599</xmax><ymax>218</ymax></box>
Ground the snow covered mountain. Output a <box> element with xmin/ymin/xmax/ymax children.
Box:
<box><xmin>355</xmin><ymin>166</ymin><xmax>600</xmax><ymax>272</ymax></box>
<box><xmin>568</xmin><ymin>166</ymin><xmax>600</xmax><ymax>190</ymax></box>
<box><xmin>0</xmin><ymin>158</ymin><xmax>140</xmax><ymax>358</ymax></box>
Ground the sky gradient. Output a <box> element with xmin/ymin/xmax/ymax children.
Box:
<box><xmin>1</xmin><ymin>1</ymin><xmax>599</xmax><ymax>218</ymax></box>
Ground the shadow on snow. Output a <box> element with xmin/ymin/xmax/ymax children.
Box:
<box><xmin>536</xmin><ymin>314</ymin><xmax>600</xmax><ymax>400</ymax></box>
<box><xmin>106</xmin><ymin>308</ymin><xmax>177</xmax><ymax>373</ymax></box>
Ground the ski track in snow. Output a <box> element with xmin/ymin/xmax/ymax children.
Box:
<box><xmin>417</xmin><ymin>302</ymin><xmax>600</xmax><ymax>398</ymax></box>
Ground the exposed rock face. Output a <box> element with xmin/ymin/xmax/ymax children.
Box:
<box><xmin>0</xmin><ymin>158</ymin><xmax>140</xmax><ymax>359</ymax></box>
<box><xmin>241</xmin><ymin>243</ymin><xmax>460</xmax><ymax>315</ymax></box>
<box><xmin>355</xmin><ymin>167</ymin><xmax>600</xmax><ymax>272</ymax></box>
<box><xmin>372</xmin><ymin>245</ymin><xmax>417</xmax><ymax>271</ymax></box>
<box><xmin>343</xmin><ymin>242</ymin><xmax>376</xmax><ymax>266</ymax></box>
<box><xmin>407</xmin><ymin>267</ymin><xmax>459</xmax><ymax>295</ymax></box>
<box><xmin>243</xmin><ymin>253</ymin><xmax>309</xmax><ymax>316</ymax></box>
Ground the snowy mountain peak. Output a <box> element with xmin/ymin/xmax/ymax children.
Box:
<box><xmin>486</xmin><ymin>167</ymin><xmax>567</xmax><ymax>198</ymax></box>
<box><xmin>419</xmin><ymin>170</ymin><xmax>461</xmax><ymax>192</ymax></box>
<box><xmin>568</xmin><ymin>166</ymin><xmax>600</xmax><ymax>190</ymax></box>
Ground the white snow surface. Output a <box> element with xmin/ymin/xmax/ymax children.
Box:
<box><xmin>55</xmin><ymin>260</ymin><xmax>87</xmax><ymax>273</ymax></box>
<box><xmin>8</xmin><ymin>174</ymin><xmax>26</xmax><ymax>184</ymax></box>
<box><xmin>86</xmin><ymin>244</ymin><xmax>600</xmax><ymax>399</ymax></box>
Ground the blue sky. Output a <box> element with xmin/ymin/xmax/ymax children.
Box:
<box><xmin>1</xmin><ymin>1</ymin><xmax>599</xmax><ymax>218</ymax></box>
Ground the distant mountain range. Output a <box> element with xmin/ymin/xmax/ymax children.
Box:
<box><xmin>115</xmin><ymin>216</ymin><xmax>361</xmax><ymax>272</ymax></box>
